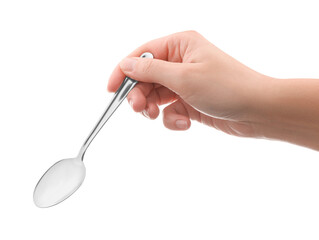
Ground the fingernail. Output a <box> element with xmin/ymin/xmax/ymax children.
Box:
<box><xmin>176</xmin><ymin>120</ymin><xmax>188</xmax><ymax>130</ymax></box>
<box><xmin>128</xmin><ymin>99</ymin><xmax>134</xmax><ymax>108</ymax></box>
<box><xmin>142</xmin><ymin>109</ymin><xmax>150</xmax><ymax>119</ymax></box>
<box><xmin>120</xmin><ymin>58</ymin><xmax>137</xmax><ymax>72</ymax></box>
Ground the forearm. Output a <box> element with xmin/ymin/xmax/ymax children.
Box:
<box><xmin>252</xmin><ymin>77</ymin><xmax>319</xmax><ymax>151</ymax></box>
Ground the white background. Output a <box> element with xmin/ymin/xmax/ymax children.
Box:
<box><xmin>1</xmin><ymin>0</ymin><xmax>319</xmax><ymax>239</ymax></box>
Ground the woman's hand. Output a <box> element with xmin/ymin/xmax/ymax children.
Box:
<box><xmin>108</xmin><ymin>31</ymin><xmax>270</xmax><ymax>137</ymax></box>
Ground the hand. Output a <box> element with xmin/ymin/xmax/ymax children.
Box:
<box><xmin>107</xmin><ymin>31</ymin><xmax>270</xmax><ymax>137</ymax></box>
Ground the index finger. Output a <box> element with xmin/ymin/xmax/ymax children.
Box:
<box><xmin>107</xmin><ymin>35</ymin><xmax>171</xmax><ymax>92</ymax></box>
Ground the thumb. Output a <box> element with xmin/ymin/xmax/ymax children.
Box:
<box><xmin>119</xmin><ymin>57</ymin><xmax>189</xmax><ymax>92</ymax></box>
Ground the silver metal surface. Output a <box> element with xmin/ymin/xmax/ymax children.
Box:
<box><xmin>33</xmin><ymin>52</ymin><xmax>154</xmax><ymax>208</ymax></box>
<box><xmin>77</xmin><ymin>76</ymin><xmax>138</xmax><ymax>160</ymax></box>
<box><xmin>77</xmin><ymin>51</ymin><xmax>153</xmax><ymax>160</ymax></box>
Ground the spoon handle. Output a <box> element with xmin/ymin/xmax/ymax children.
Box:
<box><xmin>77</xmin><ymin>52</ymin><xmax>153</xmax><ymax>160</ymax></box>
<box><xmin>78</xmin><ymin>77</ymin><xmax>137</xmax><ymax>160</ymax></box>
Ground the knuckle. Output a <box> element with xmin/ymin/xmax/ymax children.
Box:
<box><xmin>186</xmin><ymin>30</ymin><xmax>200</xmax><ymax>36</ymax></box>
<box><xmin>180</xmin><ymin>30</ymin><xmax>200</xmax><ymax>38</ymax></box>
<box><xmin>168</xmin><ymin>31</ymin><xmax>202</xmax><ymax>49</ymax></box>
<box><xmin>169</xmin><ymin>30</ymin><xmax>200</xmax><ymax>42</ymax></box>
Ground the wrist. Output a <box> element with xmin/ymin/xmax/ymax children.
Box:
<box><xmin>247</xmin><ymin>76</ymin><xmax>284</xmax><ymax>139</ymax></box>
<box><xmin>238</xmin><ymin>72</ymin><xmax>275</xmax><ymax>133</ymax></box>
<box><xmin>248</xmin><ymin>76</ymin><xmax>319</xmax><ymax>150</ymax></box>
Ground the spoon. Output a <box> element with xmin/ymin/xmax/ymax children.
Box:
<box><xmin>33</xmin><ymin>52</ymin><xmax>154</xmax><ymax>208</ymax></box>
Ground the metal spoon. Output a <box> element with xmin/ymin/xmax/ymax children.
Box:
<box><xmin>33</xmin><ymin>52</ymin><xmax>154</xmax><ymax>208</ymax></box>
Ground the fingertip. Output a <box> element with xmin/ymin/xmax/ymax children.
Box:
<box><xmin>127</xmin><ymin>89</ymin><xmax>147</xmax><ymax>112</ymax></box>
<box><xmin>107</xmin><ymin>83</ymin><xmax>115</xmax><ymax>93</ymax></box>
<box><xmin>146</xmin><ymin>103</ymin><xmax>160</xmax><ymax>120</ymax></box>
<box><xmin>162</xmin><ymin>100</ymin><xmax>191</xmax><ymax>131</ymax></box>
<box><xmin>108</xmin><ymin>64</ymin><xmax>126</xmax><ymax>93</ymax></box>
<box><xmin>119</xmin><ymin>57</ymin><xmax>138</xmax><ymax>74</ymax></box>
<box><xmin>106</xmin><ymin>77</ymin><xmax>114</xmax><ymax>92</ymax></box>
<box><xmin>127</xmin><ymin>98</ymin><xmax>134</xmax><ymax>109</ymax></box>
<box><xmin>175</xmin><ymin>119</ymin><xmax>191</xmax><ymax>130</ymax></box>
<box><xmin>128</xmin><ymin>98</ymin><xmax>146</xmax><ymax>113</ymax></box>
<box><xmin>163</xmin><ymin>116</ymin><xmax>191</xmax><ymax>131</ymax></box>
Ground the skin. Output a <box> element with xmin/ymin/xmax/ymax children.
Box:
<box><xmin>107</xmin><ymin>31</ymin><xmax>319</xmax><ymax>151</ymax></box>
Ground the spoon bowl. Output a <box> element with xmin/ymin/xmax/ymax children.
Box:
<box><xmin>33</xmin><ymin>158</ymin><xmax>85</xmax><ymax>208</ymax></box>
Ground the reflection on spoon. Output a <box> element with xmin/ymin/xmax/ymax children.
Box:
<box><xmin>34</xmin><ymin>159</ymin><xmax>85</xmax><ymax>208</ymax></box>
<box><xmin>33</xmin><ymin>52</ymin><xmax>154</xmax><ymax>208</ymax></box>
